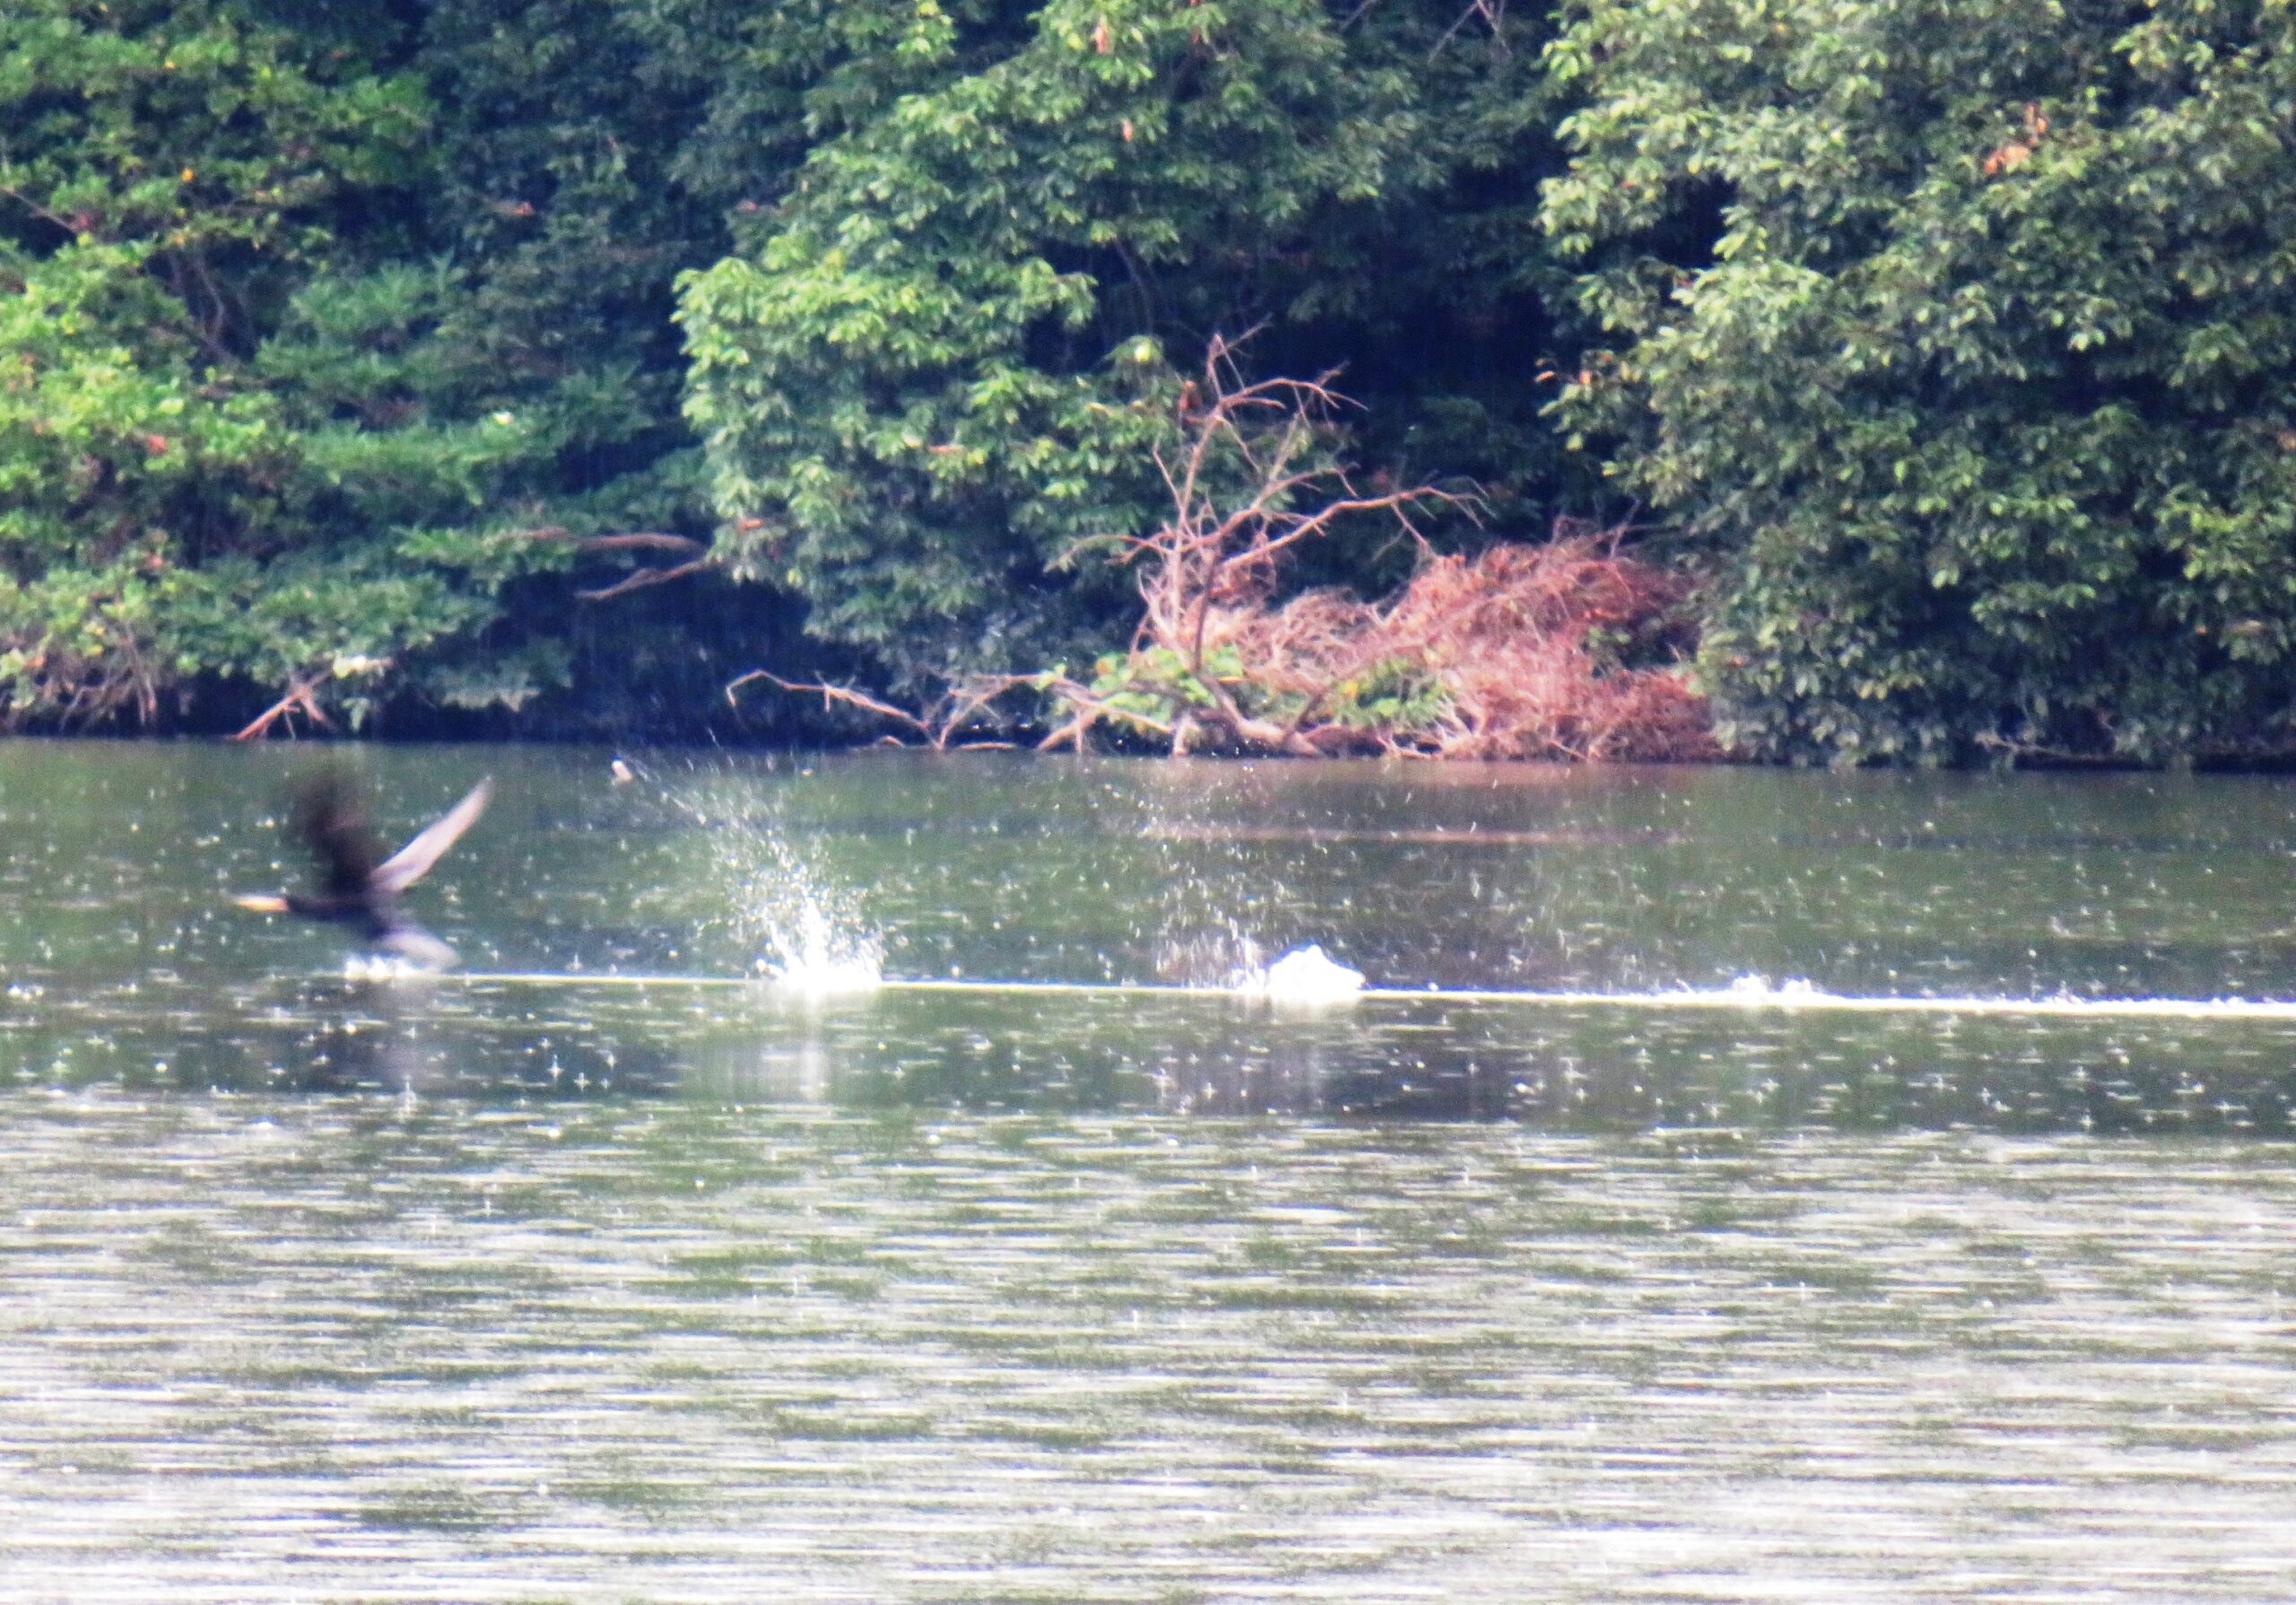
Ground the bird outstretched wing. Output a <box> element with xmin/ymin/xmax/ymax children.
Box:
<box><xmin>371</xmin><ymin>778</ymin><xmax>494</xmax><ymax>895</ymax></box>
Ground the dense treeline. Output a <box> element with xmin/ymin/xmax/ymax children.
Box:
<box><xmin>1550</xmin><ymin>0</ymin><xmax>2296</xmax><ymax>765</ymax></box>
<box><xmin>4</xmin><ymin>0</ymin><xmax>2293</xmax><ymax>762</ymax></box>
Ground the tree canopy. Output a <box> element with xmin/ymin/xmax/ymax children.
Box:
<box><xmin>5</xmin><ymin>0</ymin><xmax>2296</xmax><ymax>763</ymax></box>
<box><xmin>675</xmin><ymin>0</ymin><xmax>1553</xmax><ymax>683</ymax></box>
<box><xmin>1544</xmin><ymin>0</ymin><xmax>2296</xmax><ymax>764</ymax></box>
<box><xmin>0</xmin><ymin>0</ymin><xmax>738</xmax><ymax>733</ymax></box>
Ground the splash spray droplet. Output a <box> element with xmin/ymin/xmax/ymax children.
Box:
<box><xmin>723</xmin><ymin>830</ymin><xmax>883</xmax><ymax>994</ymax></box>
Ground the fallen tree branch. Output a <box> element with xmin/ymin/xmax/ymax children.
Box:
<box><xmin>726</xmin><ymin>669</ymin><xmax>1038</xmax><ymax>750</ymax></box>
<box><xmin>230</xmin><ymin>669</ymin><xmax>338</xmax><ymax>742</ymax></box>
<box><xmin>726</xmin><ymin>671</ymin><xmax>933</xmax><ymax>735</ymax></box>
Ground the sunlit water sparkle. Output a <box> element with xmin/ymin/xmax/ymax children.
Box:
<box><xmin>4</xmin><ymin>745</ymin><xmax>2296</xmax><ymax>1601</ymax></box>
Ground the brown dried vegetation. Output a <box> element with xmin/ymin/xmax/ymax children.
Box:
<box><xmin>1210</xmin><ymin>526</ymin><xmax>1720</xmax><ymax>761</ymax></box>
<box><xmin>735</xmin><ymin>341</ymin><xmax>1719</xmax><ymax>762</ymax></box>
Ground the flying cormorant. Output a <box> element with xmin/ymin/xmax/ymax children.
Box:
<box><xmin>234</xmin><ymin>774</ymin><xmax>492</xmax><ymax>969</ymax></box>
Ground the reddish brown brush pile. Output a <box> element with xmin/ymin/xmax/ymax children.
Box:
<box><xmin>1213</xmin><ymin>527</ymin><xmax>1720</xmax><ymax>761</ymax></box>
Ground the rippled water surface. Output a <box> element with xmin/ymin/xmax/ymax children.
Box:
<box><xmin>2</xmin><ymin>743</ymin><xmax>2294</xmax><ymax>1601</ymax></box>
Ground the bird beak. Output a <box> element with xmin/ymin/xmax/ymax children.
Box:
<box><xmin>233</xmin><ymin>894</ymin><xmax>291</xmax><ymax>914</ymax></box>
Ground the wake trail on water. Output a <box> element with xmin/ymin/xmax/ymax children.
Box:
<box><xmin>438</xmin><ymin>967</ymin><xmax>2296</xmax><ymax>1021</ymax></box>
<box><xmin>416</xmin><ymin>770</ymin><xmax>2296</xmax><ymax>1021</ymax></box>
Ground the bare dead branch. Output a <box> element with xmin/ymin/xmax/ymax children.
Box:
<box><xmin>574</xmin><ymin>557</ymin><xmax>714</xmax><ymax>603</ymax></box>
<box><xmin>230</xmin><ymin>670</ymin><xmax>337</xmax><ymax>742</ymax></box>
<box><xmin>517</xmin><ymin>527</ymin><xmax>709</xmax><ymax>557</ymax></box>
<box><xmin>1433</xmin><ymin>0</ymin><xmax>1509</xmax><ymax>56</ymax></box>
<box><xmin>1039</xmin><ymin>334</ymin><xmax>1484</xmax><ymax>755</ymax></box>
<box><xmin>727</xmin><ymin>671</ymin><xmax>930</xmax><ymax>731</ymax></box>
<box><xmin>0</xmin><ymin>182</ymin><xmax>83</xmax><ymax>239</ymax></box>
<box><xmin>514</xmin><ymin>527</ymin><xmax>717</xmax><ymax>603</ymax></box>
<box><xmin>726</xmin><ymin>669</ymin><xmax>1046</xmax><ymax>750</ymax></box>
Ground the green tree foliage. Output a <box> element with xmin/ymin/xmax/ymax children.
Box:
<box><xmin>0</xmin><ymin>0</ymin><xmax>438</xmax><ymax>723</ymax></box>
<box><xmin>305</xmin><ymin>0</ymin><xmax>736</xmax><ymax>718</ymax></box>
<box><xmin>0</xmin><ymin>0</ymin><xmax>1584</xmax><ymax>740</ymax></box>
<box><xmin>1544</xmin><ymin>0</ymin><xmax>2296</xmax><ymax>765</ymax></box>
<box><xmin>677</xmin><ymin>0</ymin><xmax>1563</xmax><ymax>684</ymax></box>
<box><xmin>0</xmin><ymin>0</ymin><xmax>737</xmax><ymax>731</ymax></box>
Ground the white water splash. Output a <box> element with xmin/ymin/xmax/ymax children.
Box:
<box><xmin>342</xmin><ymin>955</ymin><xmax>435</xmax><ymax>984</ymax></box>
<box><xmin>1233</xmin><ymin>943</ymin><xmax>1366</xmax><ymax>1005</ymax></box>
<box><xmin>735</xmin><ymin>837</ymin><xmax>883</xmax><ymax>996</ymax></box>
<box><xmin>1153</xmin><ymin>922</ymin><xmax>1265</xmax><ymax>990</ymax></box>
<box><xmin>1724</xmin><ymin>973</ymin><xmax>1821</xmax><ymax>1002</ymax></box>
<box><xmin>651</xmin><ymin>771</ymin><xmax>886</xmax><ymax>995</ymax></box>
<box><xmin>755</xmin><ymin>900</ymin><xmax>883</xmax><ymax>995</ymax></box>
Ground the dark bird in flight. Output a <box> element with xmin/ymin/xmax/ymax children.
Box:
<box><xmin>234</xmin><ymin>774</ymin><xmax>492</xmax><ymax>969</ymax></box>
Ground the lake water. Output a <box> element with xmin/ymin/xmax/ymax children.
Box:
<box><xmin>1</xmin><ymin>743</ymin><xmax>2292</xmax><ymax>1601</ymax></box>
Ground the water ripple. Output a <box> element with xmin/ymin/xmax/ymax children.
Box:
<box><xmin>0</xmin><ymin>1104</ymin><xmax>2292</xmax><ymax>1601</ymax></box>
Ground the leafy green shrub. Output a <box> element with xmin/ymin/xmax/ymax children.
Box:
<box><xmin>1544</xmin><ymin>0</ymin><xmax>2296</xmax><ymax>764</ymax></box>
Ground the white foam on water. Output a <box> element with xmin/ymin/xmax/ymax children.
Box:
<box><xmin>341</xmin><ymin>955</ymin><xmax>436</xmax><ymax>984</ymax></box>
<box><xmin>1231</xmin><ymin>944</ymin><xmax>1366</xmax><ymax>1006</ymax></box>
<box><xmin>1505</xmin><ymin>981</ymin><xmax>2296</xmax><ymax>1021</ymax></box>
